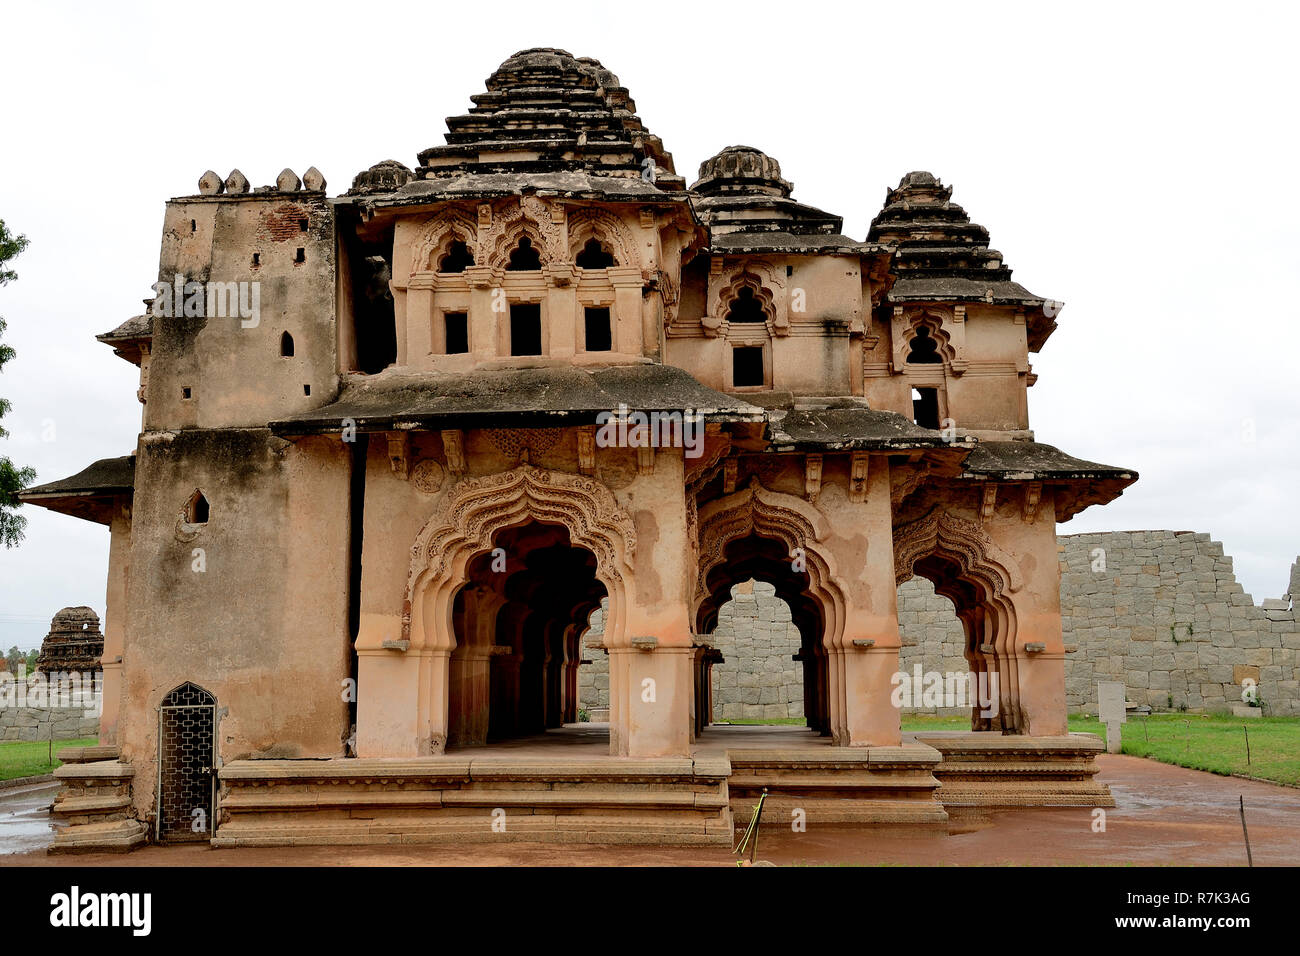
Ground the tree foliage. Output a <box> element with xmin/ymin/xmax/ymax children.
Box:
<box><xmin>0</xmin><ymin>217</ymin><xmax>35</xmax><ymax>547</ymax></box>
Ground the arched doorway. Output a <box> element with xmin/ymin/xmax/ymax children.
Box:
<box><xmin>894</xmin><ymin>508</ymin><xmax>1027</xmax><ymax>733</ymax></box>
<box><xmin>447</xmin><ymin>521</ymin><xmax>607</xmax><ymax>748</ymax></box>
<box><xmin>696</xmin><ymin>531</ymin><xmax>831</xmax><ymax>737</ymax></box>
<box><xmin>156</xmin><ymin>682</ymin><xmax>217</xmax><ymax>843</ymax></box>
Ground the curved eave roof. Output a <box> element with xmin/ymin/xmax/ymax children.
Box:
<box><xmin>956</xmin><ymin>441</ymin><xmax>1138</xmax><ymax>521</ymax></box>
<box><xmin>269</xmin><ymin>364</ymin><xmax>766</xmax><ymax>436</ymax></box>
<box><xmin>19</xmin><ymin>455</ymin><xmax>135</xmax><ymax>526</ymax></box>
<box><xmin>766</xmin><ymin>402</ymin><xmax>975</xmax><ymax>453</ymax></box>
<box><xmin>707</xmin><ymin>232</ymin><xmax>885</xmax><ymax>256</ymax></box>
<box><xmin>345</xmin><ymin>170</ymin><xmax>693</xmax><ymax>211</ymax></box>
<box><xmin>96</xmin><ymin>314</ymin><xmax>153</xmax><ymax>367</ymax></box>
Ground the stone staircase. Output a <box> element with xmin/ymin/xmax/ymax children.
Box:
<box><xmin>726</xmin><ymin>743</ymin><xmax>949</xmax><ymax>829</ymax></box>
<box><xmin>912</xmin><ymin>731</ymin><xmax>1114</xmax><ymax>808</ymax></box>
<box><xmin>213</xmin><ymin>755</ymin><xmax>734</xmax><ymax>846</ymax></box>
<box><xmin>48</xmin><ymin>745</ymin><xmax>148</xmax><ymax>853</ymax></box>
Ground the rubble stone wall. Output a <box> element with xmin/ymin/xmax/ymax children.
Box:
<box><xmin>578</xmin><ymin>531</ymin><xmax>1300</xmax><ymax>718</ymax></box>
<box><xmin>0</xmin><ymin>684</ymin><xmax>101</xmax><ymax>741</ymax></box>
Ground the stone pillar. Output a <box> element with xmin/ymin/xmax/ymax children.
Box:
<box><xmin>1002</xmin><ymin>492</ymin><xmax>1067</xmax><ymax>736</ymax></box>
<box><xmin>447</xmin><ymin>647</ymin><xmax>494</xmax><ymax>747</ymax></box>
<box><xmin>606</xmin><ymin>450</ymin><xmax>693</xmax><ymax>757</ymax></box>
<box><xmin>545</xmin><ymin>265</ymin><xmax>578</xmax><ymax>359</ymax></box>
<box><xmin>98</xmin><ymin>506</ymin><xmax>131</xmax><ymax>745</ymax></box>
<box><xmin>357</xmin><ymin>643</ymin><xmax>444</xmax><ymax>757</ymax></box>
<box><xmin>447</xmin><ymin>587</ymin><xmax>505</xmax><ymax>748</ymax></box>
<box><xmin>610</xmin><ymin>645</ymin><xmax>693</xmax><ymax>756</ymax></box>
<box><xmin>489</xmin><ymin>651</ymin><xmax>521</xmax><ymax>739</ymax></box>
<box><xmin>608</xmin><ymin>267</ymin><xmax>644</xmax><ymax>355</ymax></box>
<box><xmin>561</xmin><ymin>625</ymin><xmax>581</xmax><ymax>724</ymax></box>
<box><xmin>406</xmin><ymin>277</ymin><xmax>434</xmax><ymax>362</ymax></box>
<box><xmin>830</xmin><ymin>457</ymin><xmax>902</xmax><ymax>746</ymax></box>
<box><xmin>465</xmin><ymin>265</ymin><xmax>499</xmax><ymax>362</ymax></box>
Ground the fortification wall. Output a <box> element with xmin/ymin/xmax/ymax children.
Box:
<box><xmin>579</xmin><ymin>531</ymin><xmax>1300</xmax><ymax>718</ymax></box>
<box><xmin>0</xmin><ymin>682</ymin><xmax>101</xmax><ymax>742</ymax></box>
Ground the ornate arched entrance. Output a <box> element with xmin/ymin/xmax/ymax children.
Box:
<box><xmin>893</xmin><ymin>507</ymin><xmax>1036</xmax><ymax>733</ymax></box>
<box><xmin>395</xmin><ymin>465</ymin><xmax>637</xmax><ymax>754</ymax></box>
<box><xmin>694</xmin><ymin>480</ymin><xmax>852</xmax><ymax>742</ymax></box>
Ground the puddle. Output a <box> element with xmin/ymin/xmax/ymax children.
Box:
<box><xmin>0</xmin><ymin>783</ymin><xmax>57</xmax><ymax>856</ymax></box>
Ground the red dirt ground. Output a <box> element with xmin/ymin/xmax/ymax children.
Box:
<box><xmin>6</xmin><ymin>755</ymin><xmax>1297</xmax><ymax>866</ymax></box>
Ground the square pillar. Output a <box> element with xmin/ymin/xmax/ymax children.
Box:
<box><xmin>610</xmin><ymin>645</ymin><xmax>692</xmax><ymax>756</ymax></box>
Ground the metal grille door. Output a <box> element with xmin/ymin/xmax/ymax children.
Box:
<box><xmin>156</xmin><ymin>683</ymin><xmax>216</xmax><ymax>843</ymax></box>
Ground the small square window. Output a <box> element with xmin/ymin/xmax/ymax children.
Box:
<box><xmin>444</xmin><ymin>312</ymin><xmax>469</xmax><ymax>354</ymax></box>
<box><xmin>181</xmin><ymin>386</ymin><xmax>193</xmax><ymax>400</ymax></box>
<box><xmin>510</xmin><ymin>303</ymin><xmax>542</xmax><ymax>356</ymax></box>
<box><xmin>584</xmin><ymin>307</ymin><xmax>612</xmax><ymax>352</ymax></box>
<box><xmin>294</xmin><ymin>248</ymin><xmax>306</xmax><ymax>264</ymax></box>
<box><xmin>912</xmin><ymin>387</ymin><xmax>940</xmax><ymax>429</ymax></box>
<box><xmin>732</xmin><ymin>347</ymin><xmax>764</xmax><ymax>388</ymax></box>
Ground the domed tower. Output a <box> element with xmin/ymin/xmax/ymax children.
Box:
<box><xmin>864</xmin><ymin>171</ymin><xmax>1057</xmax><ymax>437</ymax></box>
<box><xmin>671</xmin><ymin>145</ymin><xmax>889</xmax><ymax>394</ymax></box>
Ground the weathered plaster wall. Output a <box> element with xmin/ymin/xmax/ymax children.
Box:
<box><xmin>581</xmin><ymin>531</ymin><xmax>1300</xmax><ymax>717</ymax></box>
<box><xmin>119</xmin><ymin>429</ymin><xmax>353</xmax><ymax>820</ymax></box>
<box><xmin>147</xmin><ymin>192</ymin><xmax>338</xmax><ymax>431</ymax></box>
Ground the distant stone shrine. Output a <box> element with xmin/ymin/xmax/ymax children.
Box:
<box><xmin>1097</xmin><ymin>681</ymin><xmax>1127</xmax><ymax>754</ymax></box>
<box><xmin>35</xmin><ymin>606</ymin><xmax>104</xmax><ymax>678</ymax></box>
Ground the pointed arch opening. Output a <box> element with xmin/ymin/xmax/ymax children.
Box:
<box><xmin>893</xmin><ymin>509</ymin><xmax>1026</xmax><ymax>732</ymax></box>
<box><xmin>506</xmin><ymin>236</ymin><xmax>542</xmax><ymax>271</ymax></box>
<box><xmin>694</xmin><ymin>481</ymin><xmax>848</xmax><ymax>742</ymax></box>
<box><xmin>575</xmin><ymin>238</ymin><xmax>617</xmax><ymax>269</ymax></box>
<box><xmin>185</xmin><ymin>489</ymin><xmax>209</xmax><ymax>525</ymax></box>
<box><xmin>438</xmin><ymin>239</ymin><xmax>475</xmax><ymax>273</ymax></box>
<box><xmin>395</xmin><ymin>465</ymin><xmax>637</xmax><ymax>755</ymax></box>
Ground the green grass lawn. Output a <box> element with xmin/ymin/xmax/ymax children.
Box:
<box><xmin>723</xmin><ymin>713</ymin><xmax>1299</xmax><ymax>787</ymax></box>
<box><xmin>907</xmin><ymin>713</ymin><xmax>1300</xmax><ymax>786</ymax></box>
<box><xmin>1103</xmin><ymin>713</ymin><xmax>1299</xmax><ymax>786</ymax></box>
<box><xmin>0</xmin><ymin>738</ymin><xmax>98</xmax><ymax>782</ymax></box>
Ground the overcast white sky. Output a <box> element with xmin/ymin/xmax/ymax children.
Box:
<box><xmin>0</xmin><ymin>1</ymin><xmax>1297</xmax><ymax>650</ymax></box>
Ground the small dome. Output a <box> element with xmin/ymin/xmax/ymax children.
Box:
<box><xmin>899</xmin><ymin>170</ymin><xmax>940</xmax><ymax>188</ymax></box>
<box><xmin>487</xmin><ymin>48</ymin><xmax>620</xmax><ymax>93</ymax></box>
<box><xmin>883</xmin><ymin>170</ymin><xmax>952</xmax><ymax>206</ymax></box>
<box><xmin>692</xmin><ymin>146</ymin><xmax>792</xmax><ymax>198</ymax></box>
<box><xmin>52</xmin><ymin>606</ymin><xmax>100</xmax><ymax>627</ymax></box>
<box><xmin>349</xmin><ymin>159</ymin><xmax>414</xmax><ymax>195</ymax></box>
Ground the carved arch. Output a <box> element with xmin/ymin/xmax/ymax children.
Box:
<box><xmin>894</xmin><ymin>308</ymin><xmax>959</xmax><ymax>371</ymax></box>
<box><xmin>893</xmin><ymin>507</ymin><xmax>1028</xmax><ymax>731</ymax></box>
<box><xmin>694</xmin><ymin>479</ymin><xmax>845</xmax><ymax>641</ymax></box>
<box><xmin>893</xmin><ymin>508</ymin><xmax>1023</xmax><ymax>596</ymax></box>
<box><xmin>568</xmin><ymin>209</ymin><xmax>640</xmax><ymax>273</ymax></box>
<box><xmin>720</xmin><ymin>272</ymin><xmax>776</xmax><ymax>323</ymax></box>
<box><xmin>410</xmin><ymin>207</ymin><xmax>480</xmax><ymax>276</ymax></box>
<box><xmin>403</xmin><ymin>465</ymin><xmax>636</xmax><ymax>655</ymax></box>
<box><xmin>693</xmin><ymin>478</ymin><xmax>853</xmax><ymax>742</ymax></box>
<box><xmin>704</xmin><ymin>260</ymin><xmax>789</xmax><ymax>337</ymax></box>
<box><xmin>482</xmin><ymin>196</ymin><xmax>567</xmax><ymax>271</ymax></box>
